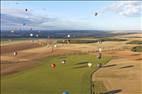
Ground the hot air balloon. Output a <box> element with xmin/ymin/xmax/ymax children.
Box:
<box><xmin>88</xmin><ymin>63</ymin><xmax>92</xmax><ymax>68</ymax></box>
<box><xmin>61</xmin><ymin>60</ymin><xmax>66</xmax><ymax>64</ymax></box>
<box><xmin>23</xmin><ymin>23</ymin><xmax>26</xmax><ymax>26</ymax></box>
<box><xmin>98</xmin><ymin>47</ymin><xmax>102</xmax><ymax>53</ymax></box>
<box><xmin>30</xmin><ymin>33</ymin><xmax>33</xmax><ymax>37</ymax></box>
<box><xmin>30</xmin><ymin>28</ymin><xmax>33</xmax><ymax>31</ymax></box>
<box><xmin>62</xmin><ymin>91</ymin><xmax>69</xmax><ymax>94</ymax></box>
<box><xmin>54</xmin><ymin>44</ymin><xmax>57</xmax><ymax>48</ymax></box>
<box><xmin>11</xmin><ymin>30</ymin><xmax>15</xmax><ymax>33</ymax></box>
<box><xmin>51</xmin><ymin>64</ymin><xmax>56</xmax><ymax>69</ymax></box>
<box><xmin>67</xmin><ymin>34</ymin><xmax>70</xmax><ymax>38</ymax></box>
<box><xmin>13</xmin><ymin>51</ymin><xmax>18</xmax><ymax>56</ymax></box>
<box><xmin>25</xmin><ymin>9</ymin><xmax>28</xmax><ymax>12</ymax></box>
<box><xmin>97</xmin><ymin>63</ymin><xmax>102</xmax><ymax>68</ymax></box>
<box><xmin>96</xmin><ymin>52</ymin><xmax>102</xmax><ymax>59</ymax></box>
<box><xmin>36</xmin><ymin>34</ymin><xmax>39</xmax><ymax>38</ymax></box>
<box><xmin>94</xmin><ymin>12</ymin><xmax>98</xmax><ymax>16</ymax></box>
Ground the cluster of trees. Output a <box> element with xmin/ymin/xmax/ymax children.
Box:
<box><xmin>57</xmin><ymin>38</ymin><xmax>127</xmax><ymax>44</ymax></box>
<box><xmin>127</xmin><ymin>40</ymin><xmax>142</xmax><ymax>44</ymax></box>
<box><xmin>131</xmin><ymin>46</ymin><xmax>142</xmax><ymax>52</ymax></box>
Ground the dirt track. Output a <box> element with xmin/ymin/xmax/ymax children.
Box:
<box><xmin>92</xmin><ymin>49</ymin><xmax>142</xmax><ymax>94</ymax></box>
<box><xmin>92</xmin><ymin>58</ymin><xmax>142</xmax><ymax>94</ymax></box>
<box><xmin>0</xmin><ymin>40</ymin><xmax>48</xmax><ymax>54</ymax></box>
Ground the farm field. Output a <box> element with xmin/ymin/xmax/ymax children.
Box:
<box><xmin>1</xmin><ymin>33</ymin><xmax>142</xmax><ymax>94</ymax></box>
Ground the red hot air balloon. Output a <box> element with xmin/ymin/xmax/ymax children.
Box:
<box><xmin>51</xmin><ymin>64</ymin><xmax>56</xmax><ymax>69</ymax></box>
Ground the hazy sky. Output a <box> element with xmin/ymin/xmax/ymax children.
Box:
<box><xmin>1</xmin><ymin>1</ymin><xmax>142</xmax><ymax>30</ymax></box>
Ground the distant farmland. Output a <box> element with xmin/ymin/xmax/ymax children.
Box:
<box><xmin>1</xmin><ymin>30</ymin><xmax>138</xmax><ymax>38</ymax></box>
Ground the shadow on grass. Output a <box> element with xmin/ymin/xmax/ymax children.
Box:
<box><xmin>120</xmin><ymin>65</ymin><xmax>134</xmax><ymax>69</ymax></box>
<box><xmin>102</xmin><ymin>64</ymin><xmax>117</xmax><ymax>68</ymax></box>
<box><xmin>75</xmin><ymin>61</ymin><xmax>88</xmax><ymax>65</ymax></box>
<box><xmin>131</xmin><ymin>53</ymin><xmax>140</xmax><ymax>56</ymax></box>
<box><xmin>59</xmin><ymin>56</ymin><xmax>67</xmax><ymax>59</ymax></box>
<box><xmin>1</xmin><ymin>61</ymin><xmax>19</xmax><ymax>64</ymax></box>
<box><xmin>72</xmin><ymin>65</ymin><xmax>88</xmax><ymax>69</ymax></box>
<box><xmin>101</xmin><ymin>89</ymin><xmax>122</xmax><ymax>94</ymax></box>
<box><xmin>135</xmin><ymin>58</ymin><xmax>142</xmax><ymax>61</ymax></box>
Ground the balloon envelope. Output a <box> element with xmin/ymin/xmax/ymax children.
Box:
<box><xmin>30</xmin><ymin>33</ymin><xmax>33</xmax><ymax>37</ymax></box>
<box><xmin>25</xmin><ymin>9</ymin><xmax>28</xmax><ymax>11</ymax></box>
<box><xmin>36</xmin><ymin>34</ymin><xmax>39</xmax><ymax>37</ymax></box>
<box><xmin>54</xmin><ymin>45</ymin><xmax>57</xmax><ymax>48</ymax></box>
<box><xmin>88</xmin><ymin>63</ymin><xmax>92</xmax><ymax>67</ymax></box>
<box><xmin>62</xmin><ymin>91</ymin><xmax>69</xmax><ymax>94</ymax></box>
<box><xmin>51</xmin><ymin>64</ymin><xmax>56</xmax><ymax>69</ymax></box>
<box><xmin>67</xmin><ymin>35</ymin><xmax>70</xmax><ymax>38</ymax></box>
<box><xmin>11</xmin><ymin>30</ymin><xmax>14</xmax><ymax>33</ymax></box>
<box><xmin>13</xmin><ymin>51</ymin><xmax>18</xmax><ymax>56</ymax></box>
<box><xmin>94</xmin><ymin>12</ymin><xmax>98</xmax><ymax>16</ymax></box>
<box><xmin>23</xmin><ymin>23</ymin><xmax>26</xmax><ymax>26</ymax></box>
<box><xmin>98</xmin><ymin>48</ymin><xmax>102</xmax><ymax>52</ymax></box>
<box><xmin>61</xmin><ymin>60</ymin><xmax>66</xmax><ymax>64</ymax></box>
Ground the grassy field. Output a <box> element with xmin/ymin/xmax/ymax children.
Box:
<box><xmin>1</xmin><ymin>54</ymin><xmax>111</xmax><ymax>94</ymax></box>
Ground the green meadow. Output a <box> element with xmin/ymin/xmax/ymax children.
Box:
<box><xmin>1</xmin><ymin>54</ymin><xmax>111</xmax><ymax>94</ymax></box>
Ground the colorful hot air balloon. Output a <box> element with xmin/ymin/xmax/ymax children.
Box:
<box><xmin>51</xmin><ymin>64</ymin><xmax>56</xmax><ymax>69</ymax></box>
<box><xmin>62</xmin><ymin>91</ymin><xmax>69</xmax><ymax>94</ymax></box>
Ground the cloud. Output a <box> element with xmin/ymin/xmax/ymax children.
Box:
<box><xmin>39</xmin><ymin>19</ymin><xmax>95</xmax><ymax>30</ymax></box>
<box><xmin>106</xmin><ymin>1</ymin><xmax>142</xmax><ymax>17</ymax></box>
<box><xmin>1</xmin><ymin>12</ymin><xmax>95</xmax><ymax>30</ymax></box>
<box><xmin>1</xmin><ymin>7</ymin><xmax>33</xmax><ymax>18</ymax></box>
<box><xmin>1</xmin><ymin>6</ymin><xmax>97</xmax><ymax>30</ymax></box>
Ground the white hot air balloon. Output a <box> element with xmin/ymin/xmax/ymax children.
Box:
<box><xmin>98</xmin><ymin>48</ymin><xmax>102</xmax><ymax>53</ymax></box>
<box><xmin>13</xmin><ymin>51</ymin><xmax>18</xmax><ymax>56</ymax></box>
<box><xmin>30</xmin><ymin>33</ymin><xmax>33</xmax><ymax>37</ymax></box>
<box><xmin>67</xmin><ymin>34</ymin><xmax>70</xmax><ymax>38</ymax></box>
<box><xmin>88</xmin><ymin>63</ymin><xmax>92</xmax><ymax>68</ymax></box>
<box><xmin>54</xmin><ymin>44</ymin><xmax>57</xmax><ymax>48</ymax></box>
<box><xmin>11</xmin><ymin>30</ymin><xmax>15</xmax><ymax>33</ymax></box>
<box><xmin>36</xmin><ymin>34</ymin><xmax>39</xmax><ymax>38</ymax></box>
<box><xmin>61</xmin><ymin>60</ymin><xmax>66</xmax><ymax>64</ymax></box>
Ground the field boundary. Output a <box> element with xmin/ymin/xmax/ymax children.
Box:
<box><xmin>90</xmin><ymin>59</ymin><xmax>111</xmax><ymax>94</ymax></box>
